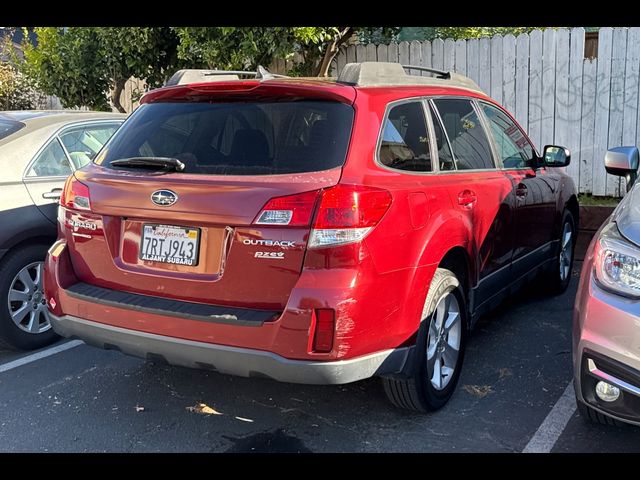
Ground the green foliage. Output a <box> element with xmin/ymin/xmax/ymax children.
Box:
<box><xmin>431</xmin><ymin>27</ymin><xmax>542</xmax><ymax>40</ymax></box>
<box><xmin>21</xmin><ymin>27</ymin><xmax>180</xmax><ymax>112</ymax></box>
<box><xmin>174</xmin><ymin>27</ymin><xmax>296</xmax><ymax>70</ymax></box>
<box><xmin>0</xmin><ymin>62</ymin><xmax>47</xmax><ymax>110</ymax></box>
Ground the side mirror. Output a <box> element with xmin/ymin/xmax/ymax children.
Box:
<box><xmin>542</xmin><ymin>145</ymin><xmax>571</xmax><ymax>167</ymax></box>
<box><xmin>605</xmin><ymin>146</ymin><xmax>639</xmax><ymax>192</ymax></box>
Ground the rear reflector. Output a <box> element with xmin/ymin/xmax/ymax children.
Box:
<box><xmin>312</xmin><ymin>309</ymin><xmax>335</xmax><ymax>353</ymax></box>
<box><xmin>254</xmin><ymin>190</ymin><xmax>319</xmax><ymax>226</ymax></box>
<box><xmin>60</xmin><ymin>175</ymin><xmax>91</xmax><ymax>211</ymax></box>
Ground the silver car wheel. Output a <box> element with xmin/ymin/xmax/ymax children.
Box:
<box><xmin>559</xmin><ymin>221</ymin><xmax>573</xmax><ymax>282</ymax></box>
<box><xmin>7</xmin><ymin>261</ymin><xmax>51</xmax><ymax>334</ymax></box>
<box><xmin>426</xmin><ymin>291</ymin><xmax>461</xmax><ymax>391</ymax></box>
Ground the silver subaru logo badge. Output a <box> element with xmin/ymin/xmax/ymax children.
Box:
<box><xmin>151</xmin><ymin>189</ymin><xmax>178</xmax><ymax>207</ymax></box>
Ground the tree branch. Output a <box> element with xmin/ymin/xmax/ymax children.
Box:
<box><xmin>315</xmin><ymin>27</ymin><xmax>355</xmax><ymax>77</ymax></box>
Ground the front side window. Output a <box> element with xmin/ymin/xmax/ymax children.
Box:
<box><xmin>378</xmin><ymin>101</ymin><xmax>432</xmax><ymax>172</ymax></box>
<box><xmin>480</xmin><ymin>103</ymin><xmax>535</xmax><ymax>169</ymax></box>
<box><xmin>96</xmin><ymin>101</ymin><xmax>354</xmax><ymax>175</ymax></box>
<box><xmin>26</xmin><ymin>138</ymin><xmax>71</xmax><ymax>177</ymax></box>
<box><xmin>433</xmin><ymin>98</ymin><xmax>495</xmax><ymax>170</ymax></box>
<box><xmin>60</xmin><ymin>123</ymin><xmax>121</xmax><ymax>168</ymax></box>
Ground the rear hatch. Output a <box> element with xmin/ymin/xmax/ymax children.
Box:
<box><xmin>61</xmin><ymin>92</ymin><xmax>355</xmax><ymax>311</ymax></box>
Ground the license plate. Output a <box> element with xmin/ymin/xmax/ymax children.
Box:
<box><xmin>140</xmin><ymin>224</ymin><xmax>200</xmax><ymax>266</ymax></box>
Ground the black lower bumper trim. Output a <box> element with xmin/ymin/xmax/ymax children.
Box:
<box><xmin>65</xmin><ymin>282</ymin><xmax>280</xmax><ymax>326</ymax></box>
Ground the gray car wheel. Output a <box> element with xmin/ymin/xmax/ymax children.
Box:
<box><xmin>0</xmin><ymin>244</ymin><xmax>59</xmax><ymax>350</ymax></box>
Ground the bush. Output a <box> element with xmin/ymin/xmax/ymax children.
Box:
<box><xmin>0</xmin><ymin>62</ymin><xmax>48</xmax><ymax>110</ymax></box>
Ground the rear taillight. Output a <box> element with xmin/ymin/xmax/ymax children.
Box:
<box><xmin>309</xmin><ymin>184</ymin><xmax>392</xmax><ymax>248</ymax></box>
<box><xmin>60</xmin><ymin>175</ymin><xmax>91</xmax><ymax>211</ymax></box>
<box><xmin>312</xmin><ymin>309</ymin><xmax>335</xmax><ymax>353</ymax></box>
<box><xmin>254</xmin><ymin>190</ymin><xmax>319</xmax><ymax>226</ymax></box>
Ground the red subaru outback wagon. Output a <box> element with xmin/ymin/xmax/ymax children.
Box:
<box><xmin>44</xmin><ymin>62</ymin><xmax>578</xmax><ymax>411</ymax></box>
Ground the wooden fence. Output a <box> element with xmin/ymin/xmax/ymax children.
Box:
<box><xmin>324</xmin><ymin>27</ymin><xmax>639</xmax><ymax>197</ymax></box>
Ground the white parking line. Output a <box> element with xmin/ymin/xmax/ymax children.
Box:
<box><xmin>0</xmin><ymin>340</ymin><xmax>84</xmax><ymax>374</ymax></box>
<box><xmin>523</xmin><ymin>382</ymin><xmax>577</xmax><ymax>453</ymax></box>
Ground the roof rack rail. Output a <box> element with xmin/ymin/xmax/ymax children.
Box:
<box><xmin>401</xmin><ymin>65</ymin><xmax>451</xmax><ymax>79</ymax></box>
<box><xmin>336</xmin><ymin>61</ymin><xmax>484</xmax><ymax>94</ymax></box>
<box><xmin>165</xmin><ymin>65</ymin><xmax>288</xmax><ymax>86</ymax></box>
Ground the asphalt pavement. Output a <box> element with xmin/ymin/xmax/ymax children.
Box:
<box><xmin>0</xmin><ymin>263</ymin><xmax>638</xmax><ymax>452</ymax></box>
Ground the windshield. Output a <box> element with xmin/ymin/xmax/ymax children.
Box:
<box><xmin>0</xmin><ymin>119</ymin><xmax>25</xmax><ymax>141</ymax></box>
<box><xmin>95</xmin><ymin>101</ymin><xmax>354</xmax><ymax>175</ymax></box>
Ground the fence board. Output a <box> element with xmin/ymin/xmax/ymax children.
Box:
<box><xmin>466</xmin><ymin>39</ymin><xmax>479</xmax><ymax>84</ymax></box>
<box><xmin>567</xmin><ymin>28</ymin><xmax>585</xmax><ymax>184</ymax></box>
<box><xmin>502</xmin><ymin>35</ymin><xmax>516</xmax><ymax>114</ymax></box>
<box><xmin>356</xmin><ymin>44</ymin><xmax>367</xmax><ymax>63</ymax></box>
<box><xmin>336</xmin><ymin>47</ymin><xmax>347</xmax><ymax>76</ymax></box>
<box><xmin>624</xmin><ymin>27</ymin><xmax>640</xmax><ymax>191</ymax></box>
<box><xmin>593</xmin><ymin>27</ymin><xmax>613</xmax><ymax>196</ymax></box>
<box><xmin>409</xmin><ymin>40</ymin><xmax>422</xmax><ymax>74</ymax></box>
<box><xmin>528</xmin><ymin>30</ymin><xmax>543</xmax><ymax>150</ymax></box>
<box><xmin>444</xmin><ymin>38</ymin><xmax>455</xmax><ymax>72</ymax></box>
<box><xmin>541</xmin><ymin>29</ymin><xmax>557</xmax><ymax>148</ymax></box>
<box><xmin>608</xmin><ymin>28</ymin><xmax>627</xmax><ymax>196</ymax></box>
<box><xmin>399</xmin><ymin>41</ymin><xmax>410</xmax><ymax>66</ymax></box>
<box><xmin>377</xmin><ymin>43</ymin><xmax>388</xmax><ymax>63</ymax></box>
<box><xmin>346</xmin><ymin>45</ymin><xmax>356</xmax><ymax>64</ymax></box>
<box><xmin>490</xmin><ymin>35</ymin><xmax>503</xmax><ymax>103</ymax></box>
<box><xmin>580</xmin><ymin>60</ymin><xmax>597</xmax><ymax>194</ymax></box>
<box><xmin>478</xmin><ymin>38</ymin><xmax>491</xmax><ymax>95</ymax></box>
<box><xmin>421</xmin><ymin>40</ymin><xmax>432</xmax><ymax>71</ymax></box>
<box><xmin>366</xmin><ymin>43</ymin><xmax>377</xmax><ymax>62</ymax></box>
<box><xmin>515</xmin><ymin>33</ymin><xmax>529</xmax><ymax>131</ymax></box>
<box><xmin>432</xmin><ymin>38</ymin><xmax>444</xmax><ymax>70</ymax></box>
<box><xmin>554</xmin><ymin>29</ymin><xmax>571</xmax><ymax>178</ymax></box>
<box><xmin>387</xmin><ymin>42</ymin><xmax>398</xmax><ymax>64</ymax></box>
<box><xmin>455</xmin><ymin>39</ymin><xmax>467</xmax><ymax>75</ymax></box>
<box><xmin>623</xmin><ymin>28</ymin><xmax>640</xmax><ymax>147</ymax></box>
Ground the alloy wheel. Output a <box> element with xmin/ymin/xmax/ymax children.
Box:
<box><xmin>426</xmin><ymin>291</ymin><xmax>462</xmax><ymax>391</ymax></box>
<box><xmin>7</xmin><ymin>261</ymin><xmax>51</xmax><ymax>334</ymax></box>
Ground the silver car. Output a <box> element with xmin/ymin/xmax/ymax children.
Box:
<box><xmin>0</xmin><ymin>111</ymin><xmax>125</xmax><ymax>350</ymax></box>
<box><xmin>574</xmin><ymin>146</ymin><xmax>640</xmax><ymax>427</ymax></box>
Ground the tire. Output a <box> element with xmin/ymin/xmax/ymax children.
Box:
<box><xmin>0</xmin><ymin>244</ymin><xmax>59</xmax><ymax>351</ymax></box>
<box><xmin>545</xmin><ymin>210</ymin><xmax>576</xmax><ymax>295</ymax></box>
<box><xmin>382</xmin><ymin>268</ymin><xmax>467</xmax><ymax>412</ymax></box>
<box><xmin>576</xmin><ymin>399</ymin><xmax>625</xmax><ymax>427</ymax></box>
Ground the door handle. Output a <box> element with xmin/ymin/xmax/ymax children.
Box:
<box><xmin>42</xmin><ymin>188</ymin><xmax>62</xmax><ymax>200</ymax></box>
<box><xmin>515</xmin><ymin>183</ymin><xmax>528</xmax><ymax>199</ymax></box>
<box><xmin>457</xmin><ymin>190</ymin><xmax>477</xmax><ymax>209</ymax></box>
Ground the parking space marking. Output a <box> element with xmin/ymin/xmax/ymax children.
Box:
<box><xmin>0</xmin><ymin>340</ymin><xmax>84</xmax><ymax>374</ymax></box>
<box><xmin>522</xmin><ymin>382</ymin><xmax>576</xmax><ymax>453</ymax></box>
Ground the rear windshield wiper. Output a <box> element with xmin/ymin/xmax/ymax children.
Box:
<box><xmin>109</xmin><ymin>157</ymin><xmax>186</xmax><ymax>172</ymax></box>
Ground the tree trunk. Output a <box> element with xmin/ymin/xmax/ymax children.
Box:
<box><xmin>315</xmin><ymin>27</ymin><xmax>355</xmax><ymax>77</ymax></box>
<box><xmin>111</xmin><ymin>77</ymin><xmax>127</xmax><ymax>113</ymax></box>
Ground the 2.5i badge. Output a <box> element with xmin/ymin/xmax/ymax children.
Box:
<box><xmin>254</xmin><ymin>251</ymin><xmax>285</xmax><ymax>259</ymax></box>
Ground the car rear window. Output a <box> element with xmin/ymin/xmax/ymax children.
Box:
<box><xmin>0</xmin><ymin>119</ymin><xmax>25</xmax><ymax>141</ymax></box>
<box><xmin>96</xmin><ymin>101</ymin><xmax>354</xmax><ymax>175</ymax></box>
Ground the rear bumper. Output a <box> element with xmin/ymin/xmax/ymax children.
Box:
<box><xmin>50</xmin><ymin>313</ymin><xmax>410</xmax><ymax>385</ymax></box>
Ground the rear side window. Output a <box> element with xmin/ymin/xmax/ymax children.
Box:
<box><xmin>96</xmin><ymin>101</ymin><xmax>354</xmax><ymax>175</ymax></box>
<box><xmin>26</xmin><ymin>138</ymin><xmax>72</xmax><ymax>177</ymax></box>
<box><xmin>0</xmin><ymin>119</ymin><xmax>25</xmax><ymax>141</ymax></box>
<box><xmin>429</xmin><ymin>103</ymin><xmax>455</xmax><ymax>171</ymax></box>
<box><xmin>60</xmin><ymin>123</ymin><xmax>121</xmax><ymax>168</ymax></box>
<box><xmin>433</xmin><ymin>98</ymin><xmax>495</xmax><ymax>170</ymax></box>
<box><xmin>378</xmin><ymin>101</ymin><xmax>432</xmax><ymax>172</ymax></box>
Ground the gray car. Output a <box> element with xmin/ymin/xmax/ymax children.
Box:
<box><xmin>574</xmin><ymin>146</ymin><xmax>640</xmax><ymax>427</ymax></box>
<box><xmin>0</xmin><ymin>110</ymin><xmax>125</xmax><ymax>350</ymax></box>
